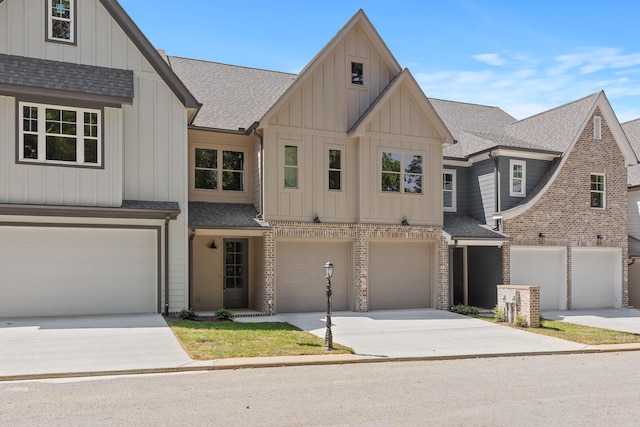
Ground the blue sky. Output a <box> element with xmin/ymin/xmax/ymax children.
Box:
<box><xmin>119</xmin><ymin>0</ymin><xmax>640</xmax><ymax>122</ymax></box>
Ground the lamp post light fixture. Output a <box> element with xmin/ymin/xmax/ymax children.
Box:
<box><xmin>324</xmin><ymin>260</ymin><xmax>334</xmax><ymax>350</ymax></box>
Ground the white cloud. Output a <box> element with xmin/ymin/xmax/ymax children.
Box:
<box><xmin>472</xmin><ymin>53</ymin><xmax>507</xmax><ymax>66</ymax></box>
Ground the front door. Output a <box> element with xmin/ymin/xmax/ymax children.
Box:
<box><xmin>224</xmin><ymin>239</ymin><xmax>248</xmax><ymax>309</ymax></box>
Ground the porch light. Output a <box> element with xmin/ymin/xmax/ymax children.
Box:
<box><xmin>209</xmin><ymin>240</ymin><xmax>217</xmax><ymax>249</ymax></box>
<box><xmin>597</xmin><ymin>235</ymin><xmax>603</xmax><ymax>245</ymax></box>
<box><xmin>324</xmin><ymin>260</ymin><xmax>334</xmax><ymax>350</ymax></box>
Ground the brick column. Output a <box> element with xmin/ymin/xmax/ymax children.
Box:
<box><xmin>354</xmin><ymin>227</ymin><xmax>368</xmax><ymax>312</ymax></box>
<box><xmin>502</xmin><ymin>242</ymin><xmax>511</xmax><ymax>286</ymax></box>
<box><xmin>263</xmin><ymin>230</ymin><xmax>275</xmax><ymax>314</ymax></box>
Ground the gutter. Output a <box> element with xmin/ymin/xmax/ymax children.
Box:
<box><xmin>488</xmin><ymin>150</ymin><xmax>501</xmax><ymax>230</ymax></box>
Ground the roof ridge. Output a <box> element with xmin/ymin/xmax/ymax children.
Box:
<box><xmin>168</xmin><ymin>55</ymin><xmax>298</xmax><ymax>76</ymax></box>
<box><xmin>428</xmin><ymin>97</ymin><xmax>507</xmax><ymax>111</ymax></box>
<box><xmin>512</xmin><ymin>91</ymin><xmax>601</xmax><ymax>124</ymax></box>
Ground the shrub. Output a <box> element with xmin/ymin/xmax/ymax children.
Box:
<box><xmin>214</xmin><ymin>308</ymin><xmax>236</xmax><ymax>321</ymax></box>
<box><xmin>178</xmin><ymin>307</ymin><xmax>199</xmax><ymax>320</ymax></box>
<box><xmin>493</xmin><ymin>305</ymin><xmax>506</xmax><ymax>322</ymax></box>
<box><xmin>515</xmin><ymin>314</ymin><xmax>528</xmax><ymax>328</ymax></box>
<box><xmin>449</xmin><ymin>304</ymin><xmax>480</xmax><ymax>316</ymax></box>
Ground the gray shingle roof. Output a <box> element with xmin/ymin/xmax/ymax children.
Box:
<box><xmin>168</xmin><ymin>57</ymin><xmax>297</xmax><ymax>131</ymax></box>
<box><xmin>443</xmin><ymin>213</ymin><xmax>509</xmax><ymax>240</ymax></box>
<box><xmin>0</xmin><ymin>53</ymin><xmax>133</xmax><ymax>100</ymax></box>
<box><xmin>623</xmin><ymin>119</ymin><xmax>640</xmax><ymax>186</ymax></box>
<box><xmin>505</xmin><ymin>92</ymin><xmax>600</xmax><ymax>153</ymax></box>
<box><xmin>189</xmin><ymin>202</ymin><xmax>268</xmax><ymax>228</ymax></box>
<box><xmin>122</xmin><ymin>200</ymin><xmax>180</xmax><ymax>211</ymax></box>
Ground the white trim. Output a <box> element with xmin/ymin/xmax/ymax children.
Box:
<box><xmin>444</xmin><ymin>149</ymin><xmax>559</xmax><ymax>167</ymax></box>
<box><xmin>509</xmin><ymin>159</ymin><xmax>526</xmax><ymax>197</ymax></box>
<box><xmin>443</xmin><ymin>169</ymin><xmax>456</xmax><ymax>212</ymax></box>
<box><xmin>594</xmin><ymin>116</ymin><xmax>602</xmax><ymax>140</ymax></box>
<box><xmin>590</xmin><ymin>173</ymin><xmax>606</xmax><ymax>210</ymax></box>
<box><xmin>47</xmin><ymin>0</ymin><xmax>75</xmax><ymax>44</ymax></box>
<box><xmin>327</xmin><ymin>147</ymin><xmax>343</xmax><ymax>192</ymax></box>
<box><xmin>18</xmin><ymin>101</ymin><xmax>102</xmax><ymax>166</ymax></box>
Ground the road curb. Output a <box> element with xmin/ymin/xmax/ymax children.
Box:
<box><xmin>0</xmin><ymin>347</ymin><xmax>610</xmax><ymax>382</ymax></box>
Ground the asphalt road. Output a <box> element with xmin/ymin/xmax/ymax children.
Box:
<box><xmin>2</xmin><ymin>352</ymin><xmax>640</xmax><ymax>426</ymax></box>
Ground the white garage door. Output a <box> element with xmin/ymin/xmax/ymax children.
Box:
<box><xmin>510</xmin><ymin>246</ymin><xmax>567</xmax><ymax>310</ymax></box>
<box><xmin>369</xmin><ymin>241</ymin><xmax>433</xmax><ymax>310</ymax></box>
<box><xmin>276</xmin><ymin>240</ymin><xmax>351</xmax><ymax>313</ymax></box>
<box><xmin>571</xmin><ymin>247</ymin><xmax>622</xmax><ymax>309</ymax></box>
<box><xmin>0</xmin><ymin>226</ymin><xmax>158</xmax><ymax>317</ymax></box>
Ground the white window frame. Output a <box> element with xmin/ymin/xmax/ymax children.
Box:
<box><xmin>509</xmin><ymin>159</ymin><xmax>526</xmax><ymax>197</ymax></box>
<box><xmin>594</xmin><ymin>116</ymin><xmax>602</xmax><ymax>140</ymax></box>
<box><xmin>284</xmin><ymin>145</ymin><xmax>299</xmax><ymax>189</ymax></box>
<box><xmin>590</xmin><ymin>173</ymin><xmax>606</xmax><ymax>210</ymax></box>
<box><xmin>193</xmin><ymin>147</ymin><xmax>246</xmax><ymax>192</ymax></box>
<box><xmin>328</xmin><ymin>148</ymin><xmax>342</xmax><ymax>191</ymax></box>
<box><xmin>18</xmin><ymin>101</ymin><xmax>102</xmax><ymax>167</ymax></box>
<box><xmin>443</xmin><ymin>169</ymin><xmax>457</xmax><ymax>212</ymax></box>
<box><xmin>47</xmin><ymin>0</ymin><xmax>76</xmax><ymax>44</ymax></box>
<box><xmin>380</xmin><ymin>151</ymin><xmax>424</xmax><ymax>195</ymax></box>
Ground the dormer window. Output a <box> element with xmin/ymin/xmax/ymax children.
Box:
<box><xmin>351</xmin><ymin>62</ymin><xmax>364</xmax><ymax>85</ymax></box>
<box><xmin>47</xmin><ymin>0</ymin><xmax>75</xmax><ymax>44</ymax></box>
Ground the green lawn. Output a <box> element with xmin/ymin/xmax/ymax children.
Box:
<box><xmin>167</xmin><ymin>320</ymin><xmax>354</xmax><ymax>360</ymax></box>
<box><xmin>482</xmin><ymin>316</ymin><xmax>640</xmax><ymax>345</ymax></box>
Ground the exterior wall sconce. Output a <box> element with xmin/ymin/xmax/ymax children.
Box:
<box><xmin>209</xmin><ymin>240</ymin><xmax>217</xmax><ymax>249</ymax></box>
<box><xmin>324</xmin><ymin>260</ymin><xmax>334</xmax><ymax>350</ymax></box>
<box><xmin>597</xmin><ymin>235</ymin><xmax>603</xmax><ymax>245</ymax></box>
<box><xmin>538</xmin><ymin>232</ymin><xmax>545</xmax><ymax>244</ymax></box>
<box><xmin>313</xmin><ymin>215</ymin><xmax>321</xmax><ymax>223</ymax></box>
<box><xmin>401</xmin><ymin>217</ymin><xmax>409</xmax><ymax>226</ymax></box>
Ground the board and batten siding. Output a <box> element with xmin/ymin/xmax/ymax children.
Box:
<box><xmin>0</xmin><ymin>0</ymin><xmax>190</xmax><ymax>311</ymax></box>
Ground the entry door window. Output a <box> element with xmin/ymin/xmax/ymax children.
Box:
<box><xmin>224</xmin><ymin>239</ymin><xmax>248</xmax><ymax>309</ymax></box>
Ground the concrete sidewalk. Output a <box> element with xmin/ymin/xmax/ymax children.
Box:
<box><xmin>1</xmin><ymin>309</ymin><xmax>639</xmax><ymax>382</ymax></box>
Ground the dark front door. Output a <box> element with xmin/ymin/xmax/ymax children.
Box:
<box><xmin>452</xmin><ymin>247</ymin><xmax>465</xmax><ymax>306</ymax></box>
<box><xmin>224</xmin><ymin>239</ymin><xmax>248</xmax><ymax>309</ymax></box>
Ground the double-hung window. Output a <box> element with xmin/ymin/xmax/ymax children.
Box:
<box><xmin>284</xmin><ymin>145</ymin><xmax>298</xmax><ymax>188</ymax></box>
<box><xmin>19</xmin><ymin>102</ymin><xmax>101</xmax><ymax>166</ymax></box>
<box><xmin>590</xmin><ymin>173</ymin><xmax>605</xmax><ymax>209</ymax></box>
<box><xmin>510</xmin><ymin>159</ymin><xmax>526</xmax><ymax>197</ymax></box>
<box><xmin>328</xmin><ymin>149</ymin><xmax>342</xmax><ymax>191</ymax></box>
<box><xmin>443</xmin><ymin>170</ymin><xmax>456</xmax><ymax>212</ymax></box>
<box><xmin>47</xmin><ymin>0</ymin><xmax>75</xmax><ymax>44</ymax></box>
<box><xmin>194</xmin><ymin>148</ymin><xmax>244</xmax><ymax>192</ymax></box>
<box><xmin>381</xmin><ymin>152</ymin><xmax>423</xmax><ymax>194</ymax></box>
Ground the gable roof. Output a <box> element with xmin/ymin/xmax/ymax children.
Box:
<box><xmin>501</xmin><ymin>91</ymin><xmax>637</xmax><ymax>219</ymax></box>
<box><xmin>622</xmin><ymin>118</ymin><xmax>640</xmax><ymax>186</ymax></box>
<box><xmin>168</xmin><ymin>57</ymin><xmax>296</xmax><ymax>131</ymax></box>
<box><xmin>260</xmin><ymin>9</ymin><xmax>402</xmax><ymax>128</ymax></box>
<box><xmin>348</xmin><ymin>69</ymin><xmax>453</xmax><ymax>144</ymax></box>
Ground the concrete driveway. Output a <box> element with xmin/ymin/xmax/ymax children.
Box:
<box><xmin>247</xmin><ymin>309</ymin><xmax>592</xmax><ymax>358</ymax></box>
<box><xmin>0</xmin><ymin>314</ymin><xmax>192</xmax><ymax>378</ymax></box>
<box><xmin>543</xmin><ymin>308</ymin><xmax>640</xmax><ymax>334</ymax></box>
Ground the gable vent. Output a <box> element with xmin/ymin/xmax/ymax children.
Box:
<box><xmin>594</xmin><ymin>116</ymin><xmax>602</xmax><ymax>140</ymax></box>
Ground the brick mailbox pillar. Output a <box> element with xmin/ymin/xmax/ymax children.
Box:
<box><xmin>496</xmin><ymin>285</ymin><xmax>541</xmax><ymax>328</ymax></box>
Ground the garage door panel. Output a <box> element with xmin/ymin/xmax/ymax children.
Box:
<box><xmin>572</xmin><ymin>248</ymin><xmax>621</xmax><ymax>309</ymax></box>
<box><xmin>369</xmin><ymin>242</ymin><xmax>433</xmax><ymax>310</ymax></box>
<box><xmin>510</xmin><ymin>247</ymin><xmax>567</xmax><ymax>310</ymax></box>
<box><xmin>0</xmin><ymin>227</ymin><xmax>158</xmax><ymax>317</ymax></box>
<box><xmin>276</xmin><ymin>241</ymin><xmax>351</xmax><ymax>313</ymax></box>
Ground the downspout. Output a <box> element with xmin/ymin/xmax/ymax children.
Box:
<box><xmin>188</xmin><ymin>228</ymin><xmax>196</xmax><ymax>309</ymax></box>
<box><xmin>164</xmin><ymin>216</ymin><xmax>170</xmax><ymax>315</ymax></box>
<box><xmin>252</xmin><ymin>126</ymin><xmax>265</xmax><ymax>219</ymax></box>
<box><xmin>488</xmin><ymin>151</ymin><xmax>500</xmax><ymax>230</ymax></box>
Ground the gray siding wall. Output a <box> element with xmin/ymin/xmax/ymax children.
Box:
<box><xmin>468</xmin><ymin>159</ymin><xmax>495</xmax><ymax>224</ymax></box>
<box><xmin>498</xmin><ymin>157</ymin><xmax>551</xmax><ymax>211</ymax></box>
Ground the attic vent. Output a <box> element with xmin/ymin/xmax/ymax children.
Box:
<box><xmin>594</xmin><ymin>116</ymin><xmax>602</xmax><ymax>140</ymax></box>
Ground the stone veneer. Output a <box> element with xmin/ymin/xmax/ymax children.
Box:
<box><xmin>503</xmin><ymin>108</ymin><xmax>629</xmax><ymax>307</ymax></box>
<box><xmin>262</xmin><ymin>221</ymin><xmax>449</xmax><ymax>313</ymax></box>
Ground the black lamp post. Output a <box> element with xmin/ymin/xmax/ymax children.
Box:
<box><xmin>324</xmin><ymin>260</ymin><xmax>334</xmax><ymax>350</ymax></box>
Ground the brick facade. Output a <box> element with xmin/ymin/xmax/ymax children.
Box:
<box><xmin>503</xmin><ymin>108</ymin><xmax>629</xmax><ymax>307</ymax></box>
<box><xmin>264</xmin><ymin>221</ymin><xmax>448</xmax><ymax>313</ymax></box>
<box><xmin>497</xmin><ymin>285</ymin><xmax>541</xmax><ymax>328</ymax></box>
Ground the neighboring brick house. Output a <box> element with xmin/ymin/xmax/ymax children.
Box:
<box><xmin>0</xmin><ymin>0</ymin><xmax>200</xmax><ymax>317</ymax></box>
<box><xmin>621</xmin><ymin>118</ymin><xmax>640</xmax><ymax>308</ymax></box>
<box><xmin>170</xmin><ymin>10</ymin><xmax>454</xmax><ymax>314</ymax></box>
<box><xmin>432</xmin><ymin>92</ymin><xmax>637</xmax><ymax>310</ymax></box>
